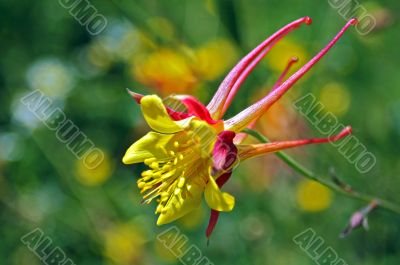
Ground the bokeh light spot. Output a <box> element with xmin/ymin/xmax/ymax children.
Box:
<box><xmin>296</xmin><ymin>180</ymin><xmax>332</xmax><ymax>212</ymax></box>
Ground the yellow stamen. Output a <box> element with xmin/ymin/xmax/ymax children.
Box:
<box><xmin>150</xmin><ymin>162</ymin><xmax>159</xmax><ymax>169</ymax></box>
<box><xmin>144</xmin><ymin>158</ymin><xmax>156</xmax><ymax>165</ymax></box>
<box><xmin>178</xmin><ymin>177</ymin><xmax>185</xmax><ymax>188</ymax></box>
<box><xmin>174</xmin><ymin>188</ymin><xmax>181</xmax><ymax>195</ymax></box>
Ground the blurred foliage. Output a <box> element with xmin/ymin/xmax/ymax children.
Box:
<box><xmin>1</xmin><ymin>0</ymin><xmax>400</xmax><ymax>264</ymax></box>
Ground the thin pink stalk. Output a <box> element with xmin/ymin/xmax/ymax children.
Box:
<box><xmin>207</xmin><ymin>17</ymin><xmax>312</xmax><ymax>119</ymax></box>
<box><xmin>225</xmin><ymin>19</ymin><xmax>358</xmax><ymax>132</ymax></box>
<box><xmin>221</xmin><ymin>39</ymin><xmax>300</xmax><ymax>115</ymax></box>
<box><xmin>221</xmin><ymin>46</ymin><xmax>272</xmax><ymax>115</ymax></box>
<box><xmin>271</xmin><ymin>56</ymin><xmax>299</xmax><ymax>91</ymax></box>
<box><xmin>233</xmin><ymin>56</ymin><xmax>298</xmax><ymax>144</ymax></box>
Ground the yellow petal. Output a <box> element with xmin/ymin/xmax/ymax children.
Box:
<box><xmin>189</xmin><ymin>120</ymin><xmax>218</xmax><ymax>158</ymax></box>
<box><xmin>157</xmin><ymin>183</ymin><xmax>203</xmax><ymax>225</ymax></box>
<box><xmin>141</xmin><ymin>95</ymin><xmax>190</xmax><ymax>133</ymax></box>
<box><xmin>204</xmin><ymin>175</ymin><xmax>235</xmax><ymax>212</ymax></box>
<box><xmin>122</xmin><ymin>132</ymin><xmax>174</xmax><ymax>164</ymax></box>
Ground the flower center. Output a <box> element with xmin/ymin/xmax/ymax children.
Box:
<box><xmin>137</xmin><ymin>119</ymin><xmax>219</xmax><ymax>214</ymax></box>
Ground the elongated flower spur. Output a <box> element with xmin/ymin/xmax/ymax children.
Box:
<box><xmin>123</xmin><ymin>17</ymin><xmax>357</xmax><ymax>238</ymax></box>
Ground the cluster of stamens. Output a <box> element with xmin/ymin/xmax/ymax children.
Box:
<box><xmin>137</xmin><ymin>126</ymin><xmax>213</xmax><ymax>214</ymax></box>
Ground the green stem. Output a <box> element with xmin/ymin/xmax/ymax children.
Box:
<box><xmin>242</xmin><ymin>128</ymin><xmax>400</xmax><ymax>215</ymax></box>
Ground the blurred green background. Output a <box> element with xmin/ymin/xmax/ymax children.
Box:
<box><xmin>1</xmin><ymin>0</ymin><xmax>400</xmax><ymax>264</ymax></box>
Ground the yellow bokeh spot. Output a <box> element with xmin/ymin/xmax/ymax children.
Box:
<box><xmin>177</xmin><ymin>205</ymin><xmax>205</xmax><ymax>229</ymax></box>
<box><xmin>132</xmin><ymin>48</ymin><xmax>197</xmax><ymax>95</ymax></box>
<box><xmin>192</xmin><ymin>39</ymin><xmax>238</xmax><ymax>81</ymax></box>
<box><xmin>256</xmin><ymin>95</ymin><xmax>302</xmax><ymax>140</ymax></box>
<box><xmin>154</xmin><ymin>239</ymin><xmax>179</xmax><ymax>263</ymax></box>
<box><xmin>137</xmin><ymin>30</ymin><xmax>157</xmax><ymax>50</ymax></box>
<box><xmin>244</xmin><ymin>157</ymin><xmax>273</xmax><ymax>193</ymax></box>
<box><xmin>319</xmin><ymin>82</ymin><xmax>351</xmax><ymax>116</ymax></box>
<box><xmin>147</xmin><ymin>17</ymin><xmax>176</xmax><ymax>41</ymax></box>
<box><xmin>296</xmin><ymin>180</ymin><xmax>332</xmax><ymax>212</ymax></box>
<box><xmin>75</xmin><ymin>152</ymin><xmax>113</xmax><ymax>186</ymax></box>
<box><xmin>266</xmin><ymin>39</ymin><xmax>308</xmax><ymax>74</ymax></box>
<box><xmin>87</xmin><ymin>41</ymin><xmax>113</xmax><ymax>71</ymax></box>
<box><xmin>103</xmin><ymin>223</ymin><xmax>146</xmax><ymax>264</ymax></box>
<box><xmin>205</xmin><ymin>0</ymin><xmax>217</xmax><ymax>15</ymax></box>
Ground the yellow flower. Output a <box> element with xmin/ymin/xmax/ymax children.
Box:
<box><xmin>123</xmin><ymin>17</ymin><xmax>357</xmax><ymax>237</ymax></box>
<box><xmin>123</xmin><ymin>95</ymin><xmax>232</xmax><ymax>225</ymax></box>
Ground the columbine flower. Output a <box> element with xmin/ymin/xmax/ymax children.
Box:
<box><xmin>123</xmin><ymin>17</ymin><xmax>357</xmax><ymax>238</ymax></box>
